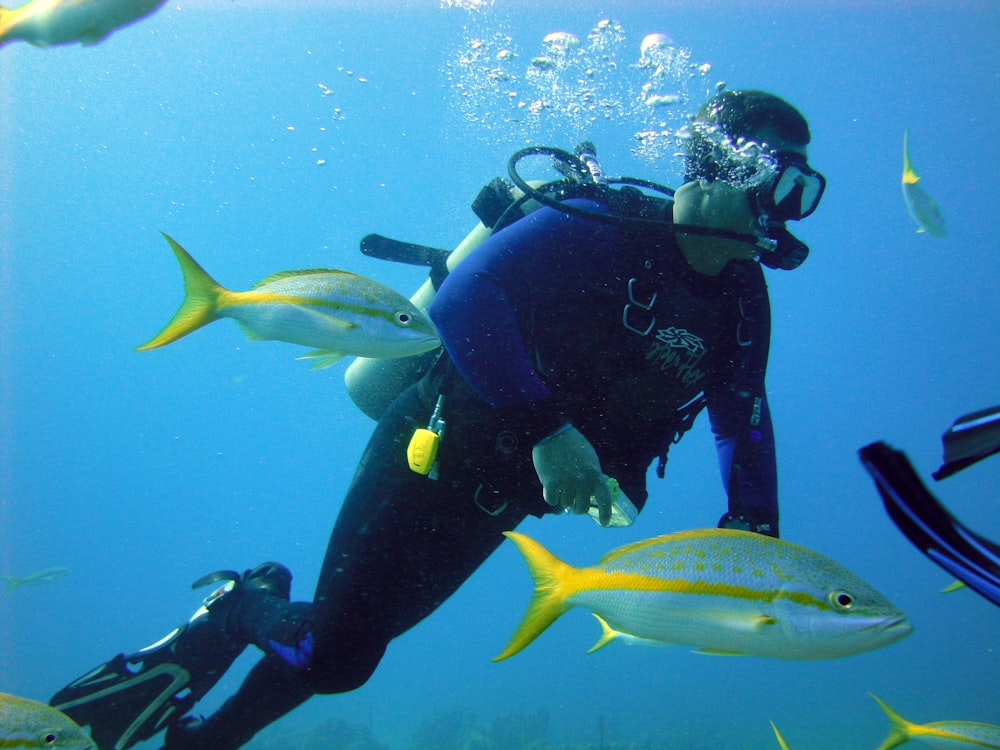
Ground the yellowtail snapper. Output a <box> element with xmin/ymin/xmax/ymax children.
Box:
<box><xmin>2</xmin><ymin>566</ymin><xmax>69</xmax><ymax>595</ymax></box>
<box><xmin>495</xmin><ymin>529</ymin><xmax>912</xmax><ymax>661</ymax></box>
<box><xmin>137</xmin><ymin>233</ymin><xmax>440</xmax><ymax>368</ymax></box>
<box><xmin>871</xmin><ymin>694</ymin><xmax>1000</xmax><ymax>750</ymax></box>
<box><xmin>902</xmin><ymin>130</ymin><xmax>946</xmax><ymax>238</ymax></box>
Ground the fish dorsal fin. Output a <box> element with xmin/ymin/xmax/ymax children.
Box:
<box><xmin>595</xmin><ymin>529</ymin><xmax>712</xmax><ymax>565</ymax></box>
<box><xmin>251</xmin><ymin>269</ymin><xmax>353</xmax><ymax>289</ymax></box>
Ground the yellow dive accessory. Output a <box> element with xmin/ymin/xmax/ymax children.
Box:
<box><xmin>408</xmin><ymin>394</ymin><xmax>445</xmax><ymax>477</ymax></box>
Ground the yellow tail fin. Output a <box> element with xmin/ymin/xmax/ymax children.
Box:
<box><xmin>0</xmin><ymin>7</ymin><xmax>15</xmax><ymax>47</ymax></box>
<box><xmin>870</xmin><ymin>694</ymin><xmax>914</xmax><ymax>750</ymax></box>
<box><xmin>136</xmin><ymin>233</ymin><xmax>227</xmax><ymax>352</ymax></box>
<box><xmin>902</xmin><ymin>130</ymin><xmax>920</xmax><ymax>185</ymax></box>
<box><xmin>493</xmin><ymin>531</ymin><xmax>575</xmax><ymax>662</ymax></box>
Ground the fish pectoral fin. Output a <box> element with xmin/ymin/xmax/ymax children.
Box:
<box><xmin>296</xmin><ymin>350</ymin><xmax>346</xmax><ymax>369</ymax></box>
<box><xmin>289</xmin><ymin>304</ymin><xmax>357</xmax><ymax>330</ymax></box>
<box><xmin>702</xmin><ymin>610</ymin><xmax>778</xmax><ymax>632</ymax></box>
<box><xmin>693</xmin><ymin>647</ymin><xmax>750</xmax><ymax>656</ymax></box>
<box><xmin>690</xmin><ymin>614</ymin><xmax>774</xmax><ymax>655</ymax></box>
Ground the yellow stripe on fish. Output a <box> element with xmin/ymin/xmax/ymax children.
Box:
<box><xmin>495</xmin><ymin>529</ymin><xmax>912</xmax><ymax>661</ymax></box>
<box><xmin>136</xmin><ymin>233</ymin><xmax>440</xmax><ymax>367</ymax></box>
<box><xmin>872</xmin><ymin>694</ymin><xmax>1000</xmax><ymax>750</ymax></box>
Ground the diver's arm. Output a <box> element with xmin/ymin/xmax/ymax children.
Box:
<box><xmin>705</xmin><ymin>263</ymin><xmax>779</xmax><ymax>537</ymax></box>
<box><xmin>429</xmin><ymin>199</ymin><xmax>618</xmax><ymax>436</ymax></box>
<box><xmin>709</xmin><ymin>394</ymin><xmax>779</xmax><ymax>536</ymax></box>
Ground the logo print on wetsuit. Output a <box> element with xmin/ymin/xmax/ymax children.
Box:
<box><xmin>646</xmin><ymin>327</ymin><xmax>706</xmax><ymax>388</ymax></box>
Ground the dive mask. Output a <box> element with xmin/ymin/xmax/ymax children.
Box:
<box><xmin>753</xmin><ymin>152</ymin><xmax>826</xmax><ymax>223</ymax></box>
<box><xmin>751</xmin><ymin>153</ymin><xmax>824</xmax><ymax>270</ymax></box>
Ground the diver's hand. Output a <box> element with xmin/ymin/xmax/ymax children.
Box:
<box><xmin>532</xmin><ymin>425</ymin><xmax>614</xmax><ymax>525</ymax></box>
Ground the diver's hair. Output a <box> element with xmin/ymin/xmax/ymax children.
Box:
<box><xmin>684</xmin><ymin>89</ymin><xmax>811</xmax><ymax>181</ymax></box>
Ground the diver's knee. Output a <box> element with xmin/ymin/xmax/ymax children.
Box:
<box><xmin>304</xmin><ymin>644</ymin><xmax>385</xmax><ymax>694</ymax></box>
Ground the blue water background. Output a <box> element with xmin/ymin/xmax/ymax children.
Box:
<box><xmin>1</xmin><ymin>1</ymin><xmax>998</xmax><ymax>748</ymax></box>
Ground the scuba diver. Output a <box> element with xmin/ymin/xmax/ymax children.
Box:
<box><xmin>50</xmin><ymin>89</ymin><xmax>826</xmax><ymax>750</ymax></box>
<box><xmin>860</xmin><ymin>405</ymin><xmax>1000</xmax><ymax>607</ymax></box>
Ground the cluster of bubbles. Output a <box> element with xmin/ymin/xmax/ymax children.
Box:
<box><xmin>439</xmin><ymin>0</ymin><xmax>492</xmax><ymax>10</ymax></box>
<box><xmin>679</xmin><ymin>120</ymin><xmax>780</xmax><ymax>189</ymax></box>
<box><xmin>442</xmin><ymin>10</ymin><xmax>716</xmax><ymax>165</ymax></box>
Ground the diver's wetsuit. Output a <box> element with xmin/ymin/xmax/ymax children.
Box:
<box><xmin>165</xmin><ymin>198</ymin><xmax>779</xmax><ymax>748</ymax></box>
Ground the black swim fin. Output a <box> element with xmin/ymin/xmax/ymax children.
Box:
<box><xmin>50</xmin><ymin>563</ymin><xmax>293</xmax><ymax>750</ymax></box>
<box><xmin>933</xmin><ymin>404</ymin><xmax>1000</xmax><ymax>480</ymax></box>
<box><xmin>859</xmin><ymin>441</ymin><xmax>1000</xmax><ymax>608</ymax></box>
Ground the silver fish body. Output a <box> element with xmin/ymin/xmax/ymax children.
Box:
<box><xmin>496</xmin><ymin>529</ymin><xmax>912</xmax><ymax>661</ymax></box>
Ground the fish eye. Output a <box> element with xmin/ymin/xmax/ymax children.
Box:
<box><xmin>395</xmin><ymin>311</ymin><xmax>413</xmax><ymax>326</ymax></box>
<box><xmin>44</xmin><ymin>734</ymin><xmax>58</xmax><ymax>745</ymax></box>
<box><xmin>829</xmin><ymin>590</ymin><xmax>854</xmax><ymax>611</ymax></box>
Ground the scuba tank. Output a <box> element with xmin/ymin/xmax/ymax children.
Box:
<box><xmin>344</xmin><ymin>142</ymin><xmax>678</xmax><ymax>420</ymax></box>
<box><xmin>343</xmin><ymin>220</ymin><xmax>492</xmax><ymax>421</ymax></box>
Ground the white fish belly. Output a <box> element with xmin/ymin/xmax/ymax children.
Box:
<box><xmin>571</xmin><ymin>588</ymin><xmax>810</xmax><ymax>659</ymax></box>
<box><xmin>225</xmin><ymin>302</ymin><xmax>431</xmax><ymax>357</ymax></box>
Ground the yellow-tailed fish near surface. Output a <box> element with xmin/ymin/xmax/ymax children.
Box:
<box><xmin>0</xmin><ymin>0</ymin><xmax>166</xmax><ymax>49</ymax></box>
<box><xmin>137</xmin><ymin>233</ymin><xmax>441</xmax><ymax>368</ymax></box>
<box><xmin>2</xmin><ymin>565</ymin><xmax>69</xmax><ymax>595</ymax></box>
<box><xmin>495</xmin><ymin>529</ymin><xmax>912</xmax><ymax>661</ymax></box>
<box><xmin>871</xmin><ymin>694</ymin><xmax>1000</xmax><ymax>750</ymax></box>
<box><xmin>0</xmin><ymin>692</ymin><xmax>95</xmax><ymax>749</ymax></box>
<box><xmin>902</xmin><ymin>129</ymin><xmax>946</xmax><ymax>238</ymax></box>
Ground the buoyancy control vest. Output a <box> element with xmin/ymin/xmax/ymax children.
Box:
<box><xmin>344</xmin><ymin>143</ymin><xmax>689</xmax><ymax>421</ymax></box>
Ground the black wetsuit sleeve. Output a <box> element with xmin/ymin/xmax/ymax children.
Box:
<box><xmin>429</xmin><ymin>199</ymin><xmax>620</xmax><ymax>441</ymax></box>
<box><xmin>704</xmin><ymin>265</ymin><xmax>779</xmax><ymax>536</ymax></box>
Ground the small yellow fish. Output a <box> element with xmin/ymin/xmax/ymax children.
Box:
<box><xmin>902</xmin><ymin>130</ymin><xmax>946</xmax><ymax>238</ymax></box>
<box><xmin>871</xmin><ymin>694</ymin><xmax>1000</xmax><ymax>750</ymax></box>
<box><xmin>0</xmin><ymin>0</ymin><xmax>166</xmax><ymax>49</ymax></box>
<box><xmin>495</xmin><ymin>529</ymin><xmax>912</xmax><ymax>661</ymax></box>
<box><xmin>2</xmin><ymin>566</ymin><xmax>69</xmax><ymax>595</ymax></box>
<box><xmin>0</xmin><ymin>692</ymin><xmax>94</xmax><ymax>749</ymax></box>
<box><xmin>137</xmin><ymin>233</ymin><xmax>440</xmax><ymax>368</ymax></box>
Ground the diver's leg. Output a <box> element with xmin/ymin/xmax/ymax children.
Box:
<box><xmin>306</xmin><ymin>381</ymin><xmax>541</xmax><ymax>693</ymax></box>
<box><xmin>168</xmin><ymin>383</ymin><xmax>541</xmax><ymax>748</ymax></box>
<box><xmin>162</xmin><ymin>655</ymin><xmax>313</xmax><ymax>750</ymax></box>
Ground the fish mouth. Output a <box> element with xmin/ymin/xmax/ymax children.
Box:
<box><xmin>875</xmin><ymin>615</ymin><xmax>913</xmax><ymax>639</ymax></box>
